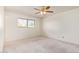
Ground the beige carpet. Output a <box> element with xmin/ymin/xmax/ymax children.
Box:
<box><xmin>4</xmin><ymin>37</ymin><xmax>79</xmax><ymax>53</ymax></box>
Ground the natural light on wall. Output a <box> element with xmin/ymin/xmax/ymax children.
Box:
<box><xmin>17</xmin><ymin>18</ymin><xmax>35</xmax><ymax>28</ymax></box>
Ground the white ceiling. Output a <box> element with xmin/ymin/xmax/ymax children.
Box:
<box><xmin>6</xmin><ymin>6</ymin><xmax>79</xmax><ymax>18</ymax></box>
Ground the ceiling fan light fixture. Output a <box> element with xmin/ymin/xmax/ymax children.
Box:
<box><xmin>43</xmin><ymin>12</ymin><xmax>46</xmax><ymax>14</ymax></box>
<box><xmin>40</xmin><ymin>11</ymin><xmax>43</xmax><ymax>15</ymax></box>
<box><xmin>34</xmin><ymin>6</ymin><xmax>53</xmax><ymax>15</ymax></box>
<box><xmin>40</xmin><ymin>11</ymin><xmax>46</xmax><ymax>15</ymax></box>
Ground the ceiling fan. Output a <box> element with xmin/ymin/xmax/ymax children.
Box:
<box><xmin>34</xmin><ymin>6</ymin><xmax>54</xmax><ymax>15</ymax></box>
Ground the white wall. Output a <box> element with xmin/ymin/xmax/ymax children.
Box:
<box><xmin>5</xmin><ymin>10</ymin><xmax>41</xmax><ymax>42</ymax></box>
<box><xmin>0</xmin><ymin>7</ymin><xmax>4</xmax><ymax>52</ymax></box>
<box><xmin>43</xmin><ymin>8</ymin><xmax>79</xmax><ymax>45</ymax></box>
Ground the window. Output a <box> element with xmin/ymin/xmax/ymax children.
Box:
<box><xmin>17</xmin><ymin>18</ymin><xmax>35</xmax><ymax>28</ymax></box>
<box><xmin>28</xmin><ymin>19</ymin><xmax>35</xmax><ymax>28</ymax></box>
<box><xmin>17</xmin><ymin>18</ymin><xmax>27</xmax><ymax>28</ymax></box>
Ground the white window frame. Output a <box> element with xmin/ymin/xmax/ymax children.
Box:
<box><xmin>27</xmin><ymin>19</ymin><xmax>35</xmax><ymax>28</ymax></box>
<box><xmin>17</xmin><ymin>18</ymin><xmax>35</xmax><ymax>28</ymax></box>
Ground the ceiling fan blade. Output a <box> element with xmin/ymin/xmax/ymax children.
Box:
<box><xmin>34</xmin><ymin>8</ymin><xmax>40</xmax><ymax>11</ymax></box>
<box><xmin>46</xmin><ymin>11</ymin><xmax>53</xmax><ymax>13</ymax></box>
<box><xmin>46</xmin><ymin>6</ymin><xmax>50</xmax><ymax>10</ymax></box>
<box><xmin>35</xmin><ymin>12</ymin><xmax>40</xmax><ymax>14</ymax></box>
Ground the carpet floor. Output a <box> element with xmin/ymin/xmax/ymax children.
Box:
<box><xmin>4</xmin><ymin>37</ymin><xmax>79</xmax><ymax>53</ymax></box>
